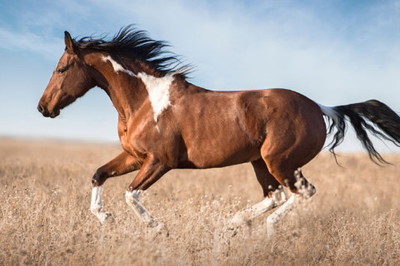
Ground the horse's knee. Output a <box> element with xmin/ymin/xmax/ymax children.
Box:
<box><xmin>92</xmin><ymin>168</ymin><xmax>108</xmax><ymax>186</ymax></box>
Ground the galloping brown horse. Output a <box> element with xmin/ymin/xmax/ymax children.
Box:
<box><xmin>38</xmin><ymin>26</ymin><xmax>400</xmax><ymax>235</ymax></box>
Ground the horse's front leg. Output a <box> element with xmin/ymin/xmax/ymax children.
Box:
<box><xmin>125</xmin><ymin>154</ymin><xmax>170</xmax><ymax>227</ymax></box>
<box><xmin>91</xmin><ymin>150</ymin><xmax>141</xmax><ymax>223</ymax></box>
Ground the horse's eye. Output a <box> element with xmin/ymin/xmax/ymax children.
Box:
<box><xmin>57</xmin><ymin>67</ymin><xmax>68</xmax><ymax>74</ymax></box>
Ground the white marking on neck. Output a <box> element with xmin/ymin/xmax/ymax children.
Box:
<box><xmin>137</xmin><ymin>72</ymin><xmax>175</xmax><ymax>123</ymax></box>
<box><xmin>102</xmin><ymin>54</ymin><xmax>174</xmax><ymax>124</ymax></box>
<box><xmin>102</xmin><ymin>55</ymin><xmax>137</xmax><ymax>77</ymax></box>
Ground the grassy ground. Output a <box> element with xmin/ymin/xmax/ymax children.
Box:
<box><xmin>0</xmin><ymin>138</ymin><xmax>399</xmax><ymax>265</ymax></box>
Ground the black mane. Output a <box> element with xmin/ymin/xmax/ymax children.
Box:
<box><xmin>74</xmin><ymin>25</ymin><xmax>191</xmax><ymax>77</ymax></box>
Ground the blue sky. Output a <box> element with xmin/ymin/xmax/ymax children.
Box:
<box><xmin>0</xmin><ymin>0</ymin><xmax>399</xmax><ymax>152</ymax></box>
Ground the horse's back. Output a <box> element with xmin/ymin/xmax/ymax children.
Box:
<box><xmin>174</xmin><ymin>88</ymin><xmax>326</xmax><ymax>168</ymax></box>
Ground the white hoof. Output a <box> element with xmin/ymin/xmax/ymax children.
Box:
<box><xmin>92</xmin><ymin>210</ymin><xmax>114</xmax><ymax>224</ymax></box>
<box><xmin>148</xmin><ymin>221</ymin><xmax>169</xmax><ymax>238</ymax></box>
<box><xmin>225</xmin><ymin>226</ymin><xmax>239</xmax><ymax>237</ymax></box>
<box><xmin>101</xmin><ymin>212</ymin><xmax>115</xmax><ymax>223</ymax></box>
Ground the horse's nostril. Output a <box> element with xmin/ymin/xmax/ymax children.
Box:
<box><xmin>37</xmin><ymin>104</ymin><xmax>44</xmax><ymax>113</ymax></box>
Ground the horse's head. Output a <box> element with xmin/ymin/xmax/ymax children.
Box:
<box><xmin>38</xmin><ymin>31</ymin><xmax>95</xmax><ymax>118</ymax></box>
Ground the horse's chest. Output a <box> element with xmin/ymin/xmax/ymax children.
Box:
<box><xmin>118</xmin><ymin>117</ymin><xmax>128</xmax><ymax>142</ymax></box>
<box><xmin>119</xmin><ymin>131</ymin><xmax>147</xmax><ymax>160</ymax></box>
<box><xmin>121</xmin><ymin>119</ymin><xmax>159</xmax><ymax>154</ymax></box>
<box><xmin>120</xmin><ymin>132</ymin><xmax>130</xmax><ymax>151</ymax></box>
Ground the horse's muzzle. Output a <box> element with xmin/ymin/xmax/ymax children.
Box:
<box><xmin>37</xmin><ymin>104</ymin><xmax>60</xmax><ymax>118</ymax></box>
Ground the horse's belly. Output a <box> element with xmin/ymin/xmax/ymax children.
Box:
<box><xmin>183</xmin><ymin>135</ymin><xmax>261</xmax><ymax>168</ymax></box>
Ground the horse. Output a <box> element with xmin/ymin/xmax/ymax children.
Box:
<box><xmin>37</xmin><ymin>26</ymin><xmax>400</xmax><ymax>235</ymax></box>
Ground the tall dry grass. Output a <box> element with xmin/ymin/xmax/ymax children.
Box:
<box><xmin>0</xmin><ymin>138</ymin><xmax>399</xmax><ymax>265</ymax></box>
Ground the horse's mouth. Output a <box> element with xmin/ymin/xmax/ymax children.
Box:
<box><xmin>49</xmin><ymin>109</ymin><xmax>60</xmax><ymax>118</ymax></box>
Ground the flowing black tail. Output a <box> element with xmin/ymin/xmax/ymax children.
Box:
<box><xmin>319</xmin><ymin>100</ymin><xmax>400</xmax><ymax>164</ymax></box>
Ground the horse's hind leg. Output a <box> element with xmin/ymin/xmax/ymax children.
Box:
<box><xmin>228</xmin><ymin>159</ymin><xmax>287</xmax><ymax>228</ymax></box>
<box><xmin>252</xmin><ymin>159</ymin><xmax>287</xmax><ymax>201</ymax></box>
<box><xmin>259</xmin><ymin>145</ymin><xmax>320</xmax><ymax>236</ymax></box>
<box><xmin>256</xmin><ymin>93</ymin><xmax>325</xmax><ymax>236</ymax></box>
<box><xmin>263</xmin><ymin>158</ymin><xmax>317</xmax><ymax>237</ymax></box>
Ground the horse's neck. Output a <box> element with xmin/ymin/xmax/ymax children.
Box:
<box><xmin>82</xmin><ymin>53</ymin><xmax>143</xmax><ymax>119</ymax></box>
<box><xmin>88</xmin><ymin>53</ymin><xmax>206</xmax><ymax>121</ymax></box>
<box><xmin>108</xmin><ymin>79</ymin><xmax>147</xmax><ymax>119</ymax></box>
<box><xmin>93</xmin><ymin>72</ymin><xmax>146</xmax><ymax>121</ymax></box>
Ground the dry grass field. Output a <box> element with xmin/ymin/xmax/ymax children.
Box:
<box><xmin>0</xmin><ymin>138</ymin><xmax>399</xmax><ymax>265</ymax></box>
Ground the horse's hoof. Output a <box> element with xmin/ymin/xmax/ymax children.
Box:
<box><xmin>148</xmin><ymin>221</ymin><xmax>169</xmax><ymax>238</ymax></box>
<box><xmin>227</xmin><ymin>227</ymin><xmax>239</xmax><ymax>237</ymax></box>
<box><xmin>98</xmin><ymin>212</ymin><xmax>114</xmax><ymax>224</ymax></box>
<box><xmin>104</xmin><ymin>212</ymin><xmax>115</xmax><ymax>223</ymax></box>
<box><xmin>155</xmin><ymin>222</ymin><xmax>170</xmax><ymax>237</ymax></box>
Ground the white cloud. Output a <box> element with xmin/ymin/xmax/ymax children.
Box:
<box><xmin>0</xmin><ymin>27</ymin><xmax>62</xmax><ymax>60</ymax></box>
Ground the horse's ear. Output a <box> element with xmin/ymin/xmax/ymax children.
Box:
<box><xmin>64</xmin><ymin>31</ymin><xmax>76</xmax><ymax>54</ymax></box>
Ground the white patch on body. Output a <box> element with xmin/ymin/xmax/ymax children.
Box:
<box><xmin>318</xmin><ymin>103</ymin><xmax>340</xmax><ymax>125</ymax></box>
<box><xmin>102</xmin><ymin>55</ymin><xmax>174</xmax><ymax>124</ymax></box>
<box><xmin>137</xmin><ymin>72</ymin><xmax>175</xmax><ymax>123</ymax></box>
<box><xmin>102</xmin><ymin>55</ymin><xmax>137</xmax><ymax>77</ymax></box>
